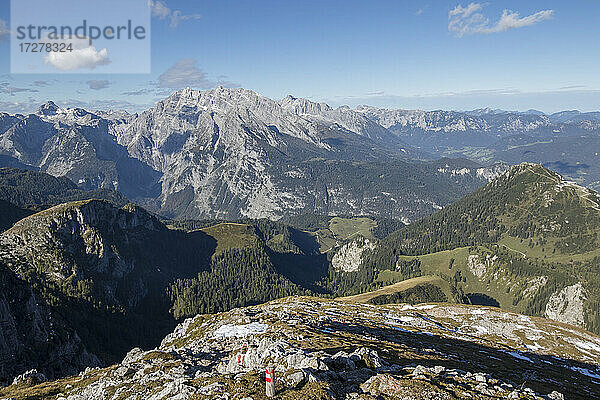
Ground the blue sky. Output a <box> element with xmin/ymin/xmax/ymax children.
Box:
<box><xmin>0</xmin><ymin>0</ymin><xmax>599</xmax><ymax>113</ymax></box>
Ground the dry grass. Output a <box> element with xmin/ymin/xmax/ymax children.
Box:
<box><xmin>338</xmin><ymin>275</ymin><xmax>451</xmax><ymax>303</ymax></box>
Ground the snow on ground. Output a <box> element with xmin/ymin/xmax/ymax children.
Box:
<box><xmin>213</xmin><ymin>322</ymin><xmax>268</xmax><ymax>338</ymax></box>
<box><xmin>570</xmin><ymin>366</ymin><xmax>600</xmax><ymax>380</ymax></box>
<box><xmin>571</xmin><ymin>339</ymin><xmax>600</xmax><ymax>353</ymax></box>
<box><xmin>503</xmin><ymin>351</ymin><xmax>533</xmax><ymax>363</ymax></box>
<box><xmin>472</xmin><ymin>326</ymin><xmax>489</xmax><ymax>334</ymax></box>
<box><xmin>563</xmin><ymin>337</ymin><xmax>600</xmax><ymax>358</ymax></box>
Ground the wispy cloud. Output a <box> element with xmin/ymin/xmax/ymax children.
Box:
<box><xmin>149</xmin><ymin>0</ymin><xmax>201</xmax><ymax>28</ymax></box>
<box><xmin>158</xmin><ymin>59</ymin><xmax>214</xmax><ymax>89</ymax></box>
<box><xmin>86</xmin><ymin>80</ymin><xmax>111</xmax><ymax>90</ymax></box>
<box><xmin>0</xmin><ymin>81</ymin><xmax>39</xmax><ymax>96</ymax></box>
<box><xmin>558</xmin><ymin>85</ymin><xmax>586</xmax><ymax>90</ymax></box>
<box><xmin>33</xmin><ymin>80</ymin><xmax>51</xmax><ymax>87</ymax></box>
<box><xmin>158</xmin><ymin>59</ymin><xmax>239</xmax><ymax>89</ymax></box>
<box><xmin>122</xmin><ymin>88</ymin><xmax>155</xmax><ymax>96</ymax></box>
<box><xmin>448</xmin><ymin>3</ymin><xmax>553</xmax><ymax>37</ymax></box>
<box><xmin>415</xmin><ymin>5</ymin><xmax>428</xmax><ymax>16</ymax></box>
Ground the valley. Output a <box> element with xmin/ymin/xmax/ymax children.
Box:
<box><xmin>0</xmin><ymin>91</ymin><xmax>599</xmax><ymax>399</ymax></box>
<box><xmin>2</xmin><ymin>1</ymin><xmax>599</xmax><ymax>398</ymax></box>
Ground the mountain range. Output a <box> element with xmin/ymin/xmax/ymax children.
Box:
<box><xmin>4</xmin><ymin>87</ymin><xmax>600</xmax><ymax>223</ymax></box>
<box><xmin>356</xmin><ymin>104</ymin><xmax>600</xmax><ymax>190</ymax></box>
<box><xmin>1</xmin><ymin>88</ymin><xmax>600</xmax><ymax>398</ymax></box>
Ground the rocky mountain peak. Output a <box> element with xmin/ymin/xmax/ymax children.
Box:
<box><xmin>495</xmin><ymin>163</ymin><xmax>566</xmax><ymax>188</ymax></box>
<box><xmin>165</xmin><ymin>86</ymin><xmax>272</xmax><ymax>114</ymax></box>
<box><xmin>504</xmin><ymin>161</ymin><xmax>545</xmax><ymax>175</ymax></box>
<box><xmin>37</xmin><ymin>101</ymin><xmax>59</xmax><ymax>116</ymax></box>
<box><xmin>279</xmin><ymin>94</ymin><xmax>333</xmax><ymax>114</ymax></box>
<box><xmin>4</xmin><ymin>199</ymin><xmax>163</xmax><ymax>242</ymax></box>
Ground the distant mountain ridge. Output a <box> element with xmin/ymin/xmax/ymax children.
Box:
<box><xmin>0</xmin><ymin>88</ymin><xmax>507</xmax><ymax>222</ymax></box>
<box><xmin>358</xmin><ymin>105</ymin><xmax>600</xmax><ymax>128</ymax></box>
<box><xmin>354</xmin><ymin>104</ymin><xmax>600</xmax><ymax>190</ymax></box>
<box><xmin>1</xmin><ymin>87</ymin><xmax>599</xmax><ymax>220</ymax></box>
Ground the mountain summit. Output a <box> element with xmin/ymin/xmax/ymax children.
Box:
<box><xmin>2</xmin><ymin>297</ymin><xmax>598</xmax><ymax>399</ymax></box>
<box><xmin>366</xmin><ymin>163</ymin><xmax>600</xmax><ymax>333</ymax></box>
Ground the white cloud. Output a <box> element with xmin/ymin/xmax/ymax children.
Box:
<box><xmin>45</xmin><ymin>46</ymin><xmax>110</xmax><ymax>71</ymax></box>
<box><xmin>149</xmin><ymin>0</ymin><xmax>171</xmax><ymax>19</ymax></box>
<box><xmin>0</xmin><ymin>19</ymin><xmax>9</xmax><ymax>40</ymax></box>
<box><xmin>492</xmin><ymin>9</ymin><xmax>554</xmax><ymax>32</ymax></box>
<box><xmin>448</xmin><ymin>3</ymin><xmax>553</xmax><ymax>37</ymax></box>
<box><xmin>149</xmin><ymin>0</ymin><xmax>201</xmax><ymax>28</ymax></box>
<box><xmin>43</xmin><ymin>37</ymin><xmax>110</xmax><ymax>71</ymax></box>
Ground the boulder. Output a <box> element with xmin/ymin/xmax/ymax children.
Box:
<box><xmin>285</xmin><ymin>370</ymin><xmax>306</xmax><ymax>388</ymax></box>
<box><xmin>122</xmin><ymin>347</ymin><xmax>144</xmax><ymax>365</ymax></box>
<box><xmin>547</xmin><ymin>391</ymin><xmax>565</xmax><ymax>400</ymax></box>
<box><xmin>349</xmin><ymin>348</ymin><xmax>384</xmax><ymax>370</ymax></box>
<box><xmin>11</xmin><ymin>369</ymin><xmax>47</xmax><ymax>386</ymax></box>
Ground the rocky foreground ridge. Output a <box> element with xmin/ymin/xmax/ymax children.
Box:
<box><xmin>2</xmin><ymin>297</ymin><xmax>599</xmax><ymax>400</ymax></box>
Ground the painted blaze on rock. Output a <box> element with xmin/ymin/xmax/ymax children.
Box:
<box><xmin>266</xmin><ymin>366</ymin><xmax>275</xmax><ymax>397</ymax></box>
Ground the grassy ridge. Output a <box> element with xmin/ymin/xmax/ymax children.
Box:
<box><xmin>339</xmin><ymin>275</ymin><xmax>453</xmax><ymax>303</ymax></box>
<box><xmin>357</xmin><ymin>164</ymin><xmax>600</xmax><ymax>333</ymax></box>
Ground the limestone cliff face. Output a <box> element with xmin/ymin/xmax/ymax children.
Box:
<box><xmin>0</xmin><ymin>200</ymin><xmax>164</xmax><ymax>308</ymax></box>
<box><xmin>332</xmin><ymin>237</ymin><xmax>376</xmax><ymax>272</ymax></box>
<box><xmin>545</xmin><ymin>283</ymin><xmax>587</xmax><ymax>328</ymax></box>
<box><xmin>0</xmin><ymin>265</ymin><xmax>100</xmax><ymax>386</ymax></box>
<box><xmin>0</xmin><ymin>199</ymin><xmax>212</xmax><ymax>316</ymax></box>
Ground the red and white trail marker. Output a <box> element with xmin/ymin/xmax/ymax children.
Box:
<box><xmin>265</xmin><ymin>366</ymin><xmax>275</xmax><ymax>397</ymax></box>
